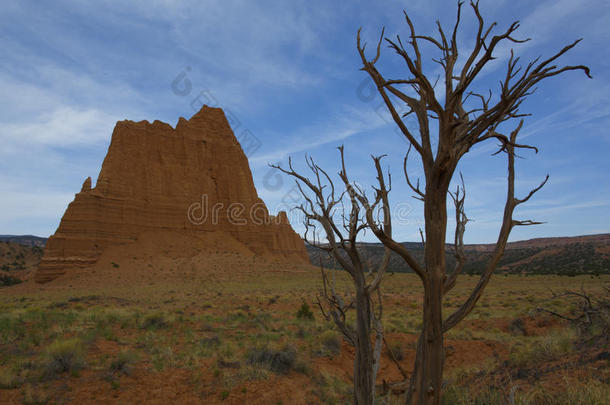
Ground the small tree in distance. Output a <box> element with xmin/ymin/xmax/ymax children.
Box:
<box><xmin>276</xmin><ymin>2</ymin><xmax>590</xmax><ymax>404</ymax></box>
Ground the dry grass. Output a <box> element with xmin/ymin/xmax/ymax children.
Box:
<box><xmin>0</xmin><ymin>272</ymin><xmax>607</xmax><ymax>404</ymax></box>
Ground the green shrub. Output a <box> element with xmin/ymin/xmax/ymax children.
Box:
<box><xmin>246</xmin><ymin>345</ymin><xmax>297</xmax><ymax>374</ymax></box>
<box><xmin>296</xmin><ymin>302</ymin><xmax>314</xmax><ymax>320</ymax></box>
<box><xmin>561</xmin><ymin>378</ymin><xmax>610</xmax><ymax>405</ymax></box>
<box><xmin>390</xmin><ymin>342</ymin><xmax>405</xmax><ymax>362</ymax></box>
<box><xmin>151</xmin><ymin>346</ymin><xmax>175</xmax><ymax>371</ymax></box>
<box><xmin>140</xmin><ymin>312</ymin><xmax>168</xmax><ymax>330</ymax></box>
<box><xmin>442</xmin><ymin>385</ymin><xmax>506</xmax><ymax>405</ymax></box>
<box><xmin>508</xmin><ymin>317</ymin><xmax>527</xmax><ymax>336</ymax></box>
<box><xmin>0</xmin><ymin>274</ymin><xmax>22</xmax><ymax>287</ymax></box>
<box><xmin>109</xmin><ymin>350</ymin><xmax>137</xmax><ymax>376</ymax></box>
<box><xmin>22</xmin><ymin>384</ymin><xmax>49</xmax><ymax>405</ymax></box>
<box><xmin>509</xmin><ymin>329</ymin><xmax>575</xmax><ymax>368</ymax></box>
<box><xmin>0</xmin><ymin>366</ymin><xmax>23</xmax><ymax>388</ymax></box>
<box><xmin>43</xmin><ymin>338</ymin><xmax>85</xmax><ymax>377</ymax></box>
<box><xmin>441</xmin><ymin>384</ymin><xmax>470</xmax><ymax>405</ymax></box>
<box><xmin>442</xmin><ymin>377</ymin><xmax>610</xmax><ymax>405</ymax></box>
<box><xmin>317</xmin><ymin>330</ymin><xmax>341</xmax><ymax>357</ymax></box>
<box><xmin>191</xmin><ymin>335</ymin><xmax>221</xmax><ymax>359</ymax></box>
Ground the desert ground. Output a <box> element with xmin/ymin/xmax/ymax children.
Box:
<box><xmin>1</xmin><ymin>260</ymin><xmax>608</xmax><ymax>404</ymax></box>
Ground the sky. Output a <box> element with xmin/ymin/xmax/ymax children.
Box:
<box><xmin>0</xmin><ymin>0</ymin><xmax>608</xmax><ymax>244</ymax></box>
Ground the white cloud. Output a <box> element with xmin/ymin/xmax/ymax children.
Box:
<box><xmin>1</xmin><ymin>106</ymin><xmax>117</xmax><ymax>148</ymax></box>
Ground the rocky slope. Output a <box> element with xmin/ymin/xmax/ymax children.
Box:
<box><xmin>35</xmin><ymin>106</ymin><xmax>308</xmax><ymax>283</ymax></box>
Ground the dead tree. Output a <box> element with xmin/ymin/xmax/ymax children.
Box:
<box><xmin>537</xmin><ymin>286</ymin><xmax>610</xmax><ymax>347</ymax></box>
<box><xmin>355</xmin><ymin>2</ymin><xmax>590</xmax><ymax>404</ymax></box>
<box><xmin>271</xmin><ymin>147</ymin><xmax>391</xmax><ymax>405</ymax></box>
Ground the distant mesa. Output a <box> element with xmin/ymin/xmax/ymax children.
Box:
<box><xmin>0</xmin><ymin>235</ymin><xmax>47</xmax><ymax>247</ymax></box>
<box><xmin>35</xmin><ymin>106</ymin><xmax>308</xmax><ymax>283</ymax></box>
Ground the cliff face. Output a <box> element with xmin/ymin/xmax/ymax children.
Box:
<box><xmin>35</xmin><ymin>106</ymin><xmax>308</xmax><ymax>283</ymax></box>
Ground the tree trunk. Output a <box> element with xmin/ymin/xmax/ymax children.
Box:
<box><xmin>354</xmin><ymin>284</ymin><xmax>374</xmax><ymax>404</ymax></box>
<box><xmin>406</xmin><ymin>285</ymin><xmax>444</xmax><ymax>405</ymax></box>
<box><xmin>418</xmin><ymin>279</ymin><xmax>445</xmax><ymax>405</ymax></box>
<box><xmin>408</xmin><ymin>172</ymin><xmax>450</xmax><ymax>405</ymax></box>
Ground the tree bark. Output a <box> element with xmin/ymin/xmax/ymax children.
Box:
<box><xmin>413</xmin><ymin>170</ymin><xmax>451</xmax><ymax>405</ymax></box>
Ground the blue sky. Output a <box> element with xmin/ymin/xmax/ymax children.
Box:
<box><xmin>0</xmin><ymin>0</ymin><xmax>608</xmax><ymax>243</ymax></box>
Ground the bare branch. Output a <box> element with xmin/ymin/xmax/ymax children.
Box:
<box><xmin>515</xmin><ymin>174</ymin><xmax>549</xmax><ymax>205</ymax></box>
<box><xmin>444</xmin><ymin>173</ymin><xmax>469</xmax><ymax>295</ymax></box>
<box><xmin>444</xmin><ymin>121</ymin><xmax>545</xmax><ymax>331</ymax></box>
<box><xmin>512</xmin><ymin>219</ymin><xmax>545</xmax><ymax>226</ymax></box>
<box><xmin>403</xmin><ymin>144</ymin><xmax>425</xmax><ymax>200</ymax></box>
<box><xmin>354</xmin><ymin>155</ymin><xmax>426</xmax><ymax>280</ymax></box>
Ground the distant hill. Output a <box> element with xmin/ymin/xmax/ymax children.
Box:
<box><xmin>0</xmin><ymin>235</ymin><xmax>47</xmax><ymax>247</ymax></box>
<box><xmin>0</xmin><ymin>235</ymin><xmax>47</xmax><ymax>286</ymax></box>
<box><xmin>1</xmin><ymin>233</ymin><xmax>609</xmax><ymax>282</ymax></box>
<box><xmin>308</xmin><ymin>234</ymin><xmax>610</xmax><ymax>276</ymax></box>
<box><xmin>0</xmin><ymin>239</ymin><xmax>45</xmax><ymax>286</ymax></box>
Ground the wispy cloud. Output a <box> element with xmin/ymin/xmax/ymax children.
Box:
<box><xmin>250</xmin><ymin>106</ymin><xmax>387</xmax><ymax>167</ymax></box>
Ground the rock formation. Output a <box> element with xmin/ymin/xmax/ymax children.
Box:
<box><xmin>35</xmin><ymin>106</ymin><xmax>308</xmax><ymax>283</ymax></box>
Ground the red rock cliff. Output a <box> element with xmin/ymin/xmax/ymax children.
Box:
<box><xmin>35</xmin><ymin>106</ymin><xmax>308</xmax><ymax>283</ymax></box>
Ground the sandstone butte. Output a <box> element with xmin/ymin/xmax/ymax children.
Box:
<box><xmin>35</xmin><ymin>106</ymin><xmax>309</xmax><ymax>283</ymax></box>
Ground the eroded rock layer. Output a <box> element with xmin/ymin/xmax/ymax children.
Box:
<box><xmin>35</xmin><ymin>106</ymin><xmax>308</xmax><ymax>283</ymax></box>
